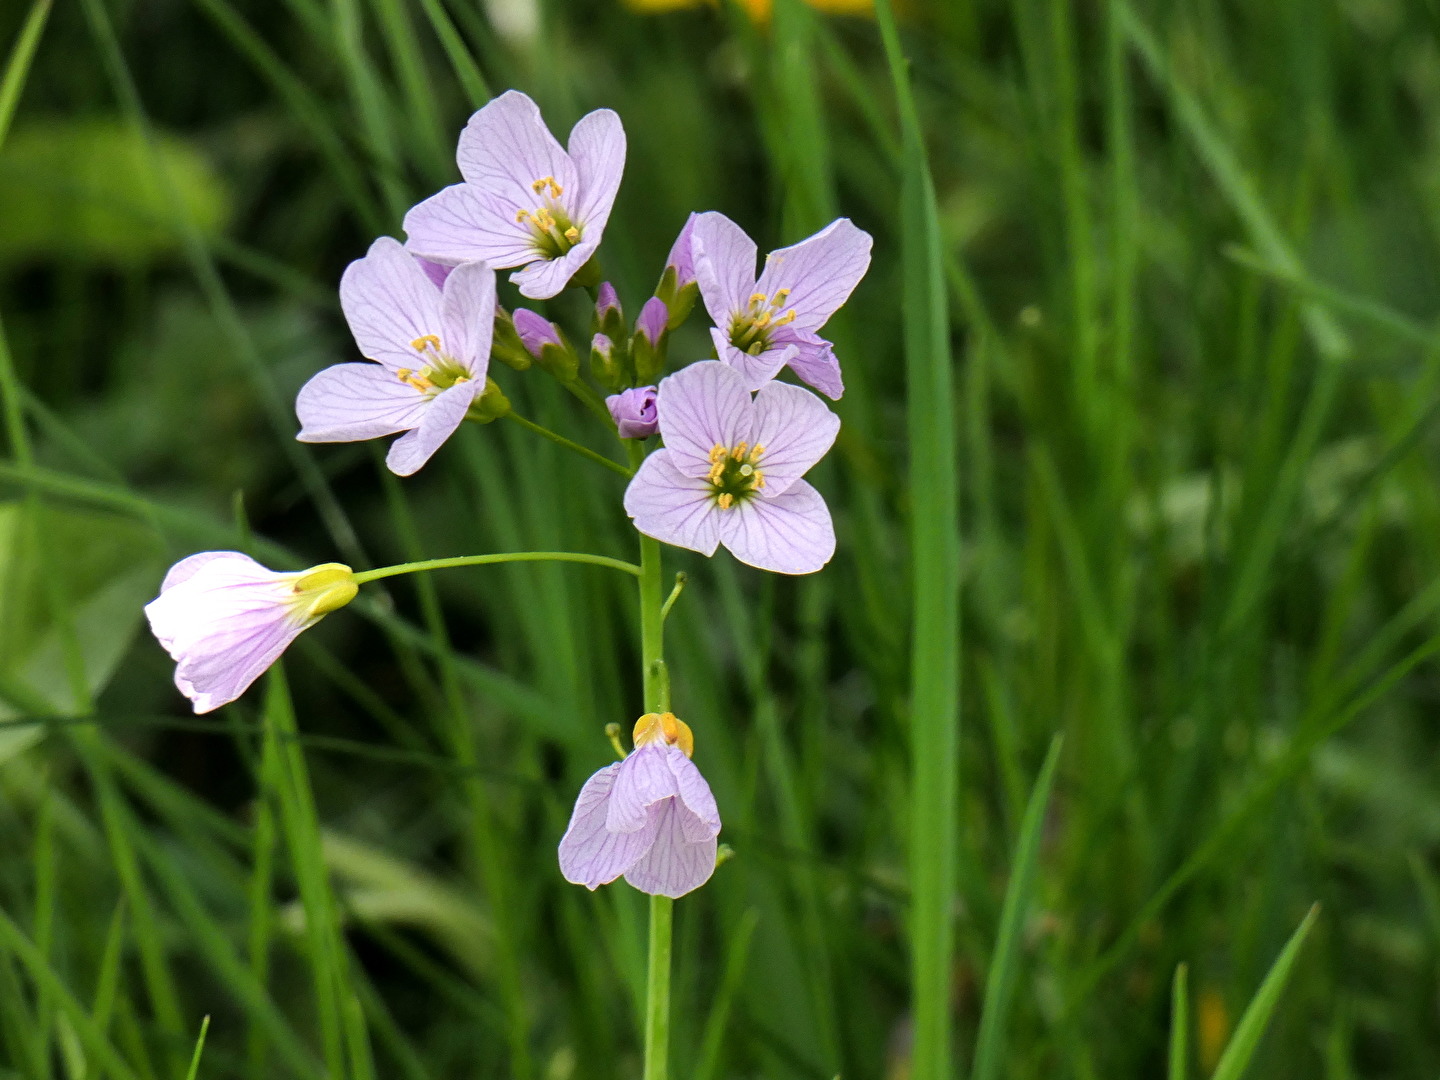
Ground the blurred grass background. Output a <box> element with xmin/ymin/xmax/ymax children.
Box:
<box><xmin>1</xmin><ymin>0</ymin><xmax>1439</xmax><ymax>1076</ymax></box>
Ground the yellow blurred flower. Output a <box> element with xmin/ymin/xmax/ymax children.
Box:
<box><xmin>624</xmin><ymin>0</ymin><xmax>873</xmax><ymax>17</ymax></box>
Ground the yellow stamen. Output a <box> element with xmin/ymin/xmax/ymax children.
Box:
<box><xmin>773</xmin><ymin>287</ymin><xmax>791</xmax><ymax>304</ymax></box>
<box><xmin>564</xmin><ymin>226</ymin><xmax>580</xmax><ymax>242</ymax></box>
<box><xmin>771</xmin><ymin>309</ymin><xmax>797</xmax><ymax>328</ymax></box>
<box><xmin>411</xmin><ymin>334</ymin><xmax>441</xmax><ymax>352</ymax></box>
<box><xmin>749</xmin><ymin>444</ymin><xmax>766</xmax><ymax>461</ymax></box>
<box><xmin>709</xmin><ymin>444</ymin><xmax>727</xmax><ymax>463</ymax></box>
<box><xmin>716</xmin><ymin>492</ymin><xmax>734</xmax><ymax>510</ymax></box>
<box><xmin>733</xmin><ymin>441</ymin><xmax>749</xmax><ymax>460</ymax></box>
<box><xmin>531</xmin><ymin>176</ymin><xmax>563</xmax><ymax>198</ymax></box>
<box><xmin>396</xmin><ymin>367</ymin><xmax>434</xmax><ymax>391</ymax></box>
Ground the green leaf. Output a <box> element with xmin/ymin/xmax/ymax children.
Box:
<box><xmin>970</xmin><ymin>735</ymin><xmax>1064</xmax><ymax>1080</ymax></box>
<box><xmin>1210</xmin><ymin>906</ymin><xmax>1320</xmax><ymax>1080</ymax></box>
<box><xmin>0</xmin><ymin>119</ymin><xmax>229</xmax><ymax>266</ymax></box>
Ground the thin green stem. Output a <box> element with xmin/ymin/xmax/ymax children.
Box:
<box><xmin>505</xmin><ymin>411</ymin><xmax>633</xmax><ymax>477</ymax></box>
<box><xmin>351</xmin><ymin>552</ymin><xmax>641</xmax><ymax>585</ymax></box>
<box><xmin>634</xmin><ymin>440</ymin><xmax>672</xmax><ymax>1080</ymax></box>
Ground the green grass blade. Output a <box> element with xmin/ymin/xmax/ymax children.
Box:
<box><xmin>182</xmin><ymin>1016</ymin><xmax>211</xmax><ymax>1080</ymax></box>
<box><xmin>969</xmin><ymin>734</ymin><xmax>1063</xmax><ymax>1080</ymax></box>
<box><xmin>1169</xmin><ymin>964</ymin><xmax>1189</xmax><ymax>1080</ymax></box>
<box><xmin>875</xmin><ymin>4</ymin><xmax>960</xmax><ymax>1079</ymax></box>
<box><xmin>0</xmin><ymin>0</ymin><xmax>50</xmax><ymax>149</ymax></box>
<box><xmin>1210</xmin><ymin>906</ymin><xmax>1320</xmax><ymax>1080</ymax></box>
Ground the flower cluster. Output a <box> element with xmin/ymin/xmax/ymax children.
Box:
<box><xmin>143</xmin><ymin>90</ymin><xmax>871</xmax><ymax>900</ymax></box>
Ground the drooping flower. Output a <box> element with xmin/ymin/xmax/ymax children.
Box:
<box><xmin>296</xmin><ymin>237</ymin><xmax>495</xmax><ymax>476</ymax></box>
<box><xmin>144</xmin><ymin>553</ymin><xmax>358</xmax><ymax>714</ymax></box>
<box><xmin>607</xmin><ymin>385</ymin><xmax>658</xmax><ymax>439</ymax></box>
<box><xmin>404</xmin><ymin>90</ymin><xmax>626</xmax><ymax>301</ymax></box>
<box><xmin>623</xmin><ymin>360</ymin><xmax>839</xmax><ymax>574</ymax></box>
<box><xmin>690</xmin><ymin>212</ymin><xmax>871</xmax><ymax>399</ymax></box>
<box><xmin>558</xmin><ymin>711</ymin><xmax>721</xmax><ymax>898</ymax></box>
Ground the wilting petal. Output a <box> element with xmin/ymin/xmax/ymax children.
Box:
<box><xmin>296</xmin><ymin>363</ymin><xmax>428</xmax><ymax>443</ymax></box>
<box><xmin>455</xmin><ymin>90</ymin><xmax>577</xmax><ymax>207</ymax></box>
<box><xmin>622</xmin><ymin>798</ymin><xmax>718</xmax><ymax>898</ymax></box>
<box><xmin>778</xmin><ymin>332</ymin><xmax>844</xmax><ymax>400</ymax></box>
<box><xmin>404</xmin><ymin>184</ymin><xmax>539</xmax><ymax>269</ymax></box>
<box><xmin>655</xmin><ymin>360</ymin><xmax>753</xmax><ymax>476</ymax></box>
<box><xmin>159</xmin><ymin>551</ymin><xmax>241</xmax><ymax>592</ymax></box>
<box><xmin>440</xmin><ymin>261</ymin><xmax>497</xmax><ymax>376</ymax></box>
<box><xmin>567</xmin><ymin>107</ymin><xmax>625</xmax><ymax>230</ymax></box>
<box><xmin>753</xmin><ymin>218</ymin><xmax>872</xmax><ymax>333</ymax></box>
<box><xmin>665</xmin><ymin>749</ymin><xmax>721</xmax><ymax>843</ymax></box>
<box><xmin>558</xmin><ymin>763</ymin><xmax>661</xmax><ymax>890</ymax></box>
<box><xmin>511</xmin><ymin>239</ymin><xmax>598</xmax><ymax>300</ymax></box>
<box><xmin>691</xmin><ymin>212</ymin><xmax>758</xmax><ymax>328</ymax></box>
<box><xmin>173</xmin><ymin>615</ymin><xmax>308</xmax><ymax>714</ymax></box>
<box><xmin>144</xmin><ymin>555</ymin><xmax>305</xmax><ymax>714</ymax></box>
<box><xmin>624</xmin><ymin>452</ymin><xmax>722</xmax><ymax>557</ymax></box>
<box><xmin>713</xmin><ymin>329</ymin><xmax>793</xmax><ymax>392</ymax></box>
<box><xmin>718</xmin><ymin>480</ymin><xmax>835</xmax><ymax>574</ymax></box>
<box><xmin>384</xmin><ymin>380</ymin><xmax>480</xmax><ymax>476</ymax></box>
<box><xmin>607</xmin><ymin>745</ymin><xmax>679</xmax><ymax>833</ymax></box>
<box><xmin>748</xmin><ymin>380</ymin><xmax>841</xmax><ymax>497</ymax></box>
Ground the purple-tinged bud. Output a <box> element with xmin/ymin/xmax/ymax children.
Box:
<box><xmin>606</xmin><ymin>385</ymin><xmax>658</xmax><ymax>439</ymax></box>
<box><xmin>591</xmin><ymin>332</ymin><xmax>625</xmax><ymax>391</ymax></box>
<box><xmin>596</xmin><ymin>282</ymin><xmax>622</xmax><ymax>318</ymax></box>
<box><xmin>632</xmin><ymin>296</ymin><xmax>670</xmax><ymax>383</ymax></box>
<box><xmin>636</xmin><ymin>297</ymin><xmax>668</xmax><ymax>347</ymax></box>
<box><xmin>665</xmin><ymin>214</ymin><xmax>697</xmax><ymax>288</ymax></box>
<box><xmin>513</xmin><ymin>308</ymin><xmax>577</xmax><ymax>380</ymax></box>
<box><xmin>594</xmin><ymin>281</ymin><xmax>628</xmax><ymax>345</ymax></box>
<box><xmin>656</xmin><ymin>213</ymin><xmax>701</xmax><ymax>331</ymax></box>
<box><xmin>513</xmin><ymin>308</ymin><xmax>562</xmax><ymax>356</ymax></box>
<box><xmin>491</xmin><ymin>308</ymin><xmax>532</xmax><ymax>371</ymax></box>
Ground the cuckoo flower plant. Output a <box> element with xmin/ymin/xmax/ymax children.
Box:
<box><xmin>145</xmin><ymin>553</ymin><xmax>358</xmax><ymax>714</ymax></box>
<box><xmin>691</xmin><ymin>212</ymin><xmax>872</xmax><ymax>399</ymax></box>
<box><xmin>624</xmin><ymin>360</ymin><xmax>840</xmax><ymax>574</ymax></box>
<box><xmin>296</xmin><ymin>237</ymin><xmax>496</xmax><ymax>476</ymax></box>
<box><xmin>559</xmin><ymin>712</ymin><xmax>721</xmax><ymax>898</ymax></box>
<box><xmin>404</xmin><ymin>90</ymin><xmax>625</xmax><ymax>300</ymax></box>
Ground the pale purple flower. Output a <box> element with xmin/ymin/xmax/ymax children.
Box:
<box><xmin>415</xmin><ymin>256</ymin><xmax>454</xmax><ymax>289</ymax></box>
<box><xmin>607</xmin><ymin>385</ymin><xmax>658</xmax><ymax>439</ymax></box>
<box><xmin>558</xmin><ymin>712</ymin><xmax>720</xmax><ymax>898</ymax></box>
<box><xmin>296</xmin><ymin>237</ymin><xmax>495</xmax><ymax>476</ymax></box>
<box><xmin>403</xmin><ymin>90</ymin><xmax>625</xmax><ymax>301</ymax></box>
<box><xmin>690</xmin><ymin>212</ymin><xmax>872</xmax><ymax>400</ymax></box>
<box><xmin>635</xmin><ymin>296</ymin><xmax>668</xmax><ymax>347</ymax></box>
<box><xmin>144</xmin><ymin>553</ymin><xmax>358</xmax><ymax>714</ymax></box>
<box><xmin>623</xmin><ymin>361</ymin><xmax>839</xmax><ymax>575</ymax></box>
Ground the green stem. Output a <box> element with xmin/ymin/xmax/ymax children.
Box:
<box><xmin>633</xmin><ymin>441</ymin><xmax>673</xmax><ymax>1080</ymax></box>
<box><xmin>564</xmin><ymin>377</ymin><xmax>618</xmax><ymax>428</ymax></box>
<box><xmin>351</xmin><ymin>551</ymin><xmax>640</xmax><ymax>585</ymax></box>
<box><xmin>506</xmin><ymin>411</ymin><xmax>632</xmax><ymax>477</ymax></box>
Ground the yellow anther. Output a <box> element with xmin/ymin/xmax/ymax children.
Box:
<box><xmin>733</xmin><ymin>441</ymin><xmax>749</xmax><ymax>460</ymax></box>
<box><xmin>534</xmin><ymin>208</ymin><xmax>556</xmax><ymax>230</ymax></box>
<box><xmin>753</xmin><ymin>311</ymin><xmax>772</xmax><ymax>329</ymax></box>
<box><xmin>564</xmin><ymin>226</ymin><xmax>580</xmax><ymax>242</ymax></box>
<box><xmin>716</xmin><ymin>493</ymin><xmax>734</xmax><ymax>510</ymax></box>
<box><xmin>411</xmin><ymin>334</ymin><xmax>441</xmax><ymax>352</ymax></box>
<box><xmin>632</xmin><ymin>711</ymin><xmax>695</xmax><ymax>757</ymax></box>
<box><xmin>773</xmin><ymin>287</ymin><xmax>791</xmax><ymax>304</ymax></box>
<box><xmin>754</xmin><ymin>471</ymin><xmax>765</xmax><ymax>489</ymax></box>
<box><xmin>771</xmin><ymin>309</ymin><xmax>797</xmax><ymax>328</ymax></box>
<box><xmin>516</xmin><ymin>209</ymin><xmax>533</xmax><ymax>224</ymax></box>
<box><xmin>709</xmin><ymin>444</ymin><xmax>727</xmax><ymax>463</ymax></box>
<box><xmin>397</xmin><ymin>368</ymin><xmax>434</xmax><ymax>391</ymax></box>
<box><xmin>531</xmin><ymin>176</ymin><xmax>563</xmax><ymax>198</ymax></box>
<box><xmin>708</xmin><ymin>462</ymin><xmax>725</xmax><ymax>484</ymax></box>
<box><xmin>749</xmin><ymin>444</ymin><xmax>766</xmax><ymax>461</ymax></box>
